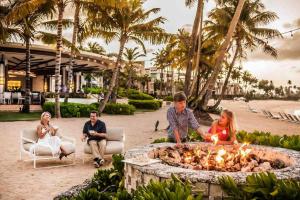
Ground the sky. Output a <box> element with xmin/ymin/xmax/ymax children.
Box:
<box><xmin>64</xmin><ymin>0</ymin><xmax>300</xmax><ymax>87</ymax></box>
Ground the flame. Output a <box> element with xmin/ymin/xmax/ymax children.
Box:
<box><xmin>218</xmin><ymin>149</ymin><xmax>227</xmax><ymax>156</ymax></box>
<box><xmin>211</xmin><ymin>134</ymin><xmax>219</xmax><ymax>145</ymax></box>
<box><xmin>215</xmin><ymin>148</ymin><xmax>226</xmax><ymax>164</ymax></box>
<box><xmin>183</xmin><ymin>152</ymin><xmax>192</xmax><ymax>163</ymax></box>
<box><xmin>215</xmin><ymin>155</ymin><xmax>224</xmax><ymax>164</ymax></box>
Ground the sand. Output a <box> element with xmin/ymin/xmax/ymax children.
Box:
<box><xmin>0</xmin><ymin>100</ymin><xmax>300</xmax><ymax>200</ymax></box>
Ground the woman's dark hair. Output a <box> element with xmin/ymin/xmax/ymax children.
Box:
<box><xmin>173</xmin><ymin>92</ymin><xmax>187</xmax><ymax>102</ymax></box>
<box><xmin>90</xmin><ymin>110</ymin><xmax>99</xmax><ymax>116</ymax></box>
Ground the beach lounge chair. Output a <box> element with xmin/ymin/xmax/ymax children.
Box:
<box><xmin>278</xmin><ymin>112</ymin><xmax>288</xmax><ymax>121</ymax></box>
<box><xmin>266</xmin><ymin>111</ymin><xmax>280</xmax><ymax>119</ymax></box>
<box><xmin>20</xmin><ymin>128</ymin><xmax>76</xmax><ymax>168</ymax></box>
<box><xmin>82</xmin><ymin>127</ymin><xmax>124</xmax><ymax>164</ymax></box>
<box><xmin>292</xmin><ymin>115</ymin><xmax>300</xmax><ymax>123</ymax></box>
<box><xmin>262</xmin><ymin>110</ymin><xmax>270</xmax><ymax>117</ymax></box>
<box><xmin>283</xmin><ymin>113</ymin><xmax>297</xmax><ymax>122</ymax></box>
<box><xmin>247</xmin><ymin>104</ymin><xmax>259</xmax><ymax>113</ymax></box>
<box><xmin>288</xmin><ymin>114</ymin><xmax>300</xmax><ymax>123</ymax></box>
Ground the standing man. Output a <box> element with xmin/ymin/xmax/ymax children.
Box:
<box><xmin>82</xmin><ymin>111</ymin><xmax>107</xmax><ymax>168</ymax></box>
<box><xmin>167</xmin><ymin>92</ymin><xmax>206</xmax><ymax>145</ymax></box>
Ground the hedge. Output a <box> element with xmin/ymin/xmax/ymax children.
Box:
<box><xmin>43</xmin><ymin>102</ymin><xmax>135</xmax><ymax>117</ymax></box>
<box><xmin>163</xmin><ymin>96</ymin><xmax>173</xmax><ymax>101</ymax></box>
<box><xmin>92</xmin><ymin>102</ymin><xmax>136</xmax><ymax>115</ymax></box>
<box><xmin>128</xmin><ymin>92</ymin><xmax>154</xmax><ymax>100</ymax></box>
<box><xmin>128</xmin><ymin>100</ymin><xmax>162</xmax><ymax>110</ymax></box>
<box><xmin>83</xmin><ymin>87</ymin><xmax>103</xmax><ymax>94</ymax></box>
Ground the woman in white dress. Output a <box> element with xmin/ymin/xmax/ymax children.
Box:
<box><xmin>32</xmin><ymin>112</ymin><xmax>68</xmax><ymax>159</ymax></box>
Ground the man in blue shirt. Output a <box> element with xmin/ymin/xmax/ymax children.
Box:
<box><xmin>167</xmin><ymin>92</ymin><xmax>206</xmax><ymax>146</ymax></box>
<box><xmin>82</xmin><ymin>111</ymin><xmax>107</xmax><ymax>168</ymax></box>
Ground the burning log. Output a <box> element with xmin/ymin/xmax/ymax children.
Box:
<box><xmin>152</xmin><ymin>143</ymin><xmax>286</xmax><ymax>172</ymax></box>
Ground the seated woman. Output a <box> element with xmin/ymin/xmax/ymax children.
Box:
<box><xmin>206</xmin><ymin>109</ymin><xmax>237</xmax><ymax>145</ymax></box>
<box><xmin>31</xmin><ymin>112</ymin><xmax>68</xmax><ymax>159</ymax></box>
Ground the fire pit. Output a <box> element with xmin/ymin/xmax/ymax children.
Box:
<box><xmin>124</xmin><ymin>142</ymin><xmax>300</xmax><ymax>199</ymax></box>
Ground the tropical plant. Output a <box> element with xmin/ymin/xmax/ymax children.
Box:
<box><xmin>183</xmin><ymin>0</ymin><xmax>204</xmax><ymax>97</ymax></box>
<box><xmin>123</xmin><ymin>47</ymin><xmax>145</xmax><ymax>89</ymax></box>
<box><xmin>85</xmin><ymin>0</ymin><xmax>168</xmax><ymax>112</ymax></box>
<box><xmin>134</xmin><ymin>174</ymin><xmax>203</xmax><ymax>200</ymax></box>
<box><xmin>196</xmin><ymin>0</ymin><xmax>280</xmax><ymax>110</ymax></box>
<box><xmin>219</xmin><ymin>172</ymin><xmax>300</xmax><ymax>200</ymax></box>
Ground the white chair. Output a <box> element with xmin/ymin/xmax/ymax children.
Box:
<box><xmin>17</xmin><ymin>92</ymin><xmax>25</xmax><ymax>104</ymax></box>
<box><xmin>82</xmin><ymin>127</ymin><xmax>125</xmax><ymax>164</ymax></box>
<box><xmin>20</xmin><ymin>128</ymin><xmax>76</xmax><ymax>168</ymax></box>
<box><xmin>4</xmin><ymin>92</ymin><xmax>11</xmax><ymax>104</ymax></box>
<box><xmin>0</xmin><ymin>93</ymin><xmax>4</xmax><ymax>104</ymax></box>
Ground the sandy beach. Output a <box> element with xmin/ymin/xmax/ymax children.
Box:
<box><xmin>0</xmin><ymin>100</ymin><xmax>300</xmax><ymax>200</ymax></box>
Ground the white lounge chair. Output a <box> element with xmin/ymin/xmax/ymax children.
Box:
<box><xmin>82</xmin><ymin>127</ymin><xmax>125</xmax><ymax>164</ymax></box>
<box><xmin>20</xmin><ymin>128</ymin><xmax>76</xmax><ymax>168</ymax></box>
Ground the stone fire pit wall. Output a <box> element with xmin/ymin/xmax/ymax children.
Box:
<box><xmin>124</xmin><ymin>143</ymin><xmax>300</xmax><ymax>200</ymax></box>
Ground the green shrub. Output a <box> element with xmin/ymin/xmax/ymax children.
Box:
<box><xmin>163</xmin><ymin>96</ymin><xmax>173</xmax><ymax>101</ymax></box>
<box><xmin>219</xmin><ymin>172</ymin><xmax>300</xmax><ymax>200</ymax></box>
<box><xmin>237</xmin><ymin>130</ymin><xmax>300</xmax><ymax>151</ymax></box>
<box><xmin>92</xmin><ymin>102</ymin><xmax>135</xmax><ymax>115</ymax></box>
<box><xmin>83</xmin><ymin>87</ymin><xmax>103</xmax><ymax>94</ymax></box>
<box><xmin>42</xmin><ymin>102</ymin><xmax>93</xmax><ymax>118</ymax></box>
<box><xmin>128</xmin><ymin>92</ymin><xmax>154</xmax><ymax>100</ymax></box>
<box><xmin>128</xmin><ymin>100</ymin><xmax>162</xmax><ymax>110</ymax></box>
<box><xmin>134</xmin><ymin>174</ymin><xmax>203</xmax><ymax>200</ymax></box>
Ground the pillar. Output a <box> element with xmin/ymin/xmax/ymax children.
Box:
<box><xmin>0</xmin><ymin>56</ymin><xmax>5</xmax><ymax>93</ymax></box>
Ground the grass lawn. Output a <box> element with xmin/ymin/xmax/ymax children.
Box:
<box><xmin>0</xmin><ymin>112</ymin><xmax>42</xmax><ymax>122</ymax></box>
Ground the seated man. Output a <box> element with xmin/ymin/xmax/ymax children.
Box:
<box><xmin>167</xmin><ymin>92</ymin><xmax>206</xmax><ymax>145</ymax></box>
<box><xmin>82</xmin><ymin>111</ymin><xmax>107</xmax><ymax>168</ymax></box>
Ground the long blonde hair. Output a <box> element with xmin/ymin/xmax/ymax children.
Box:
<box><xmin>40</xmin><ymin>112</ymin><xmax>51</xmax><ymax>125</ymax></box>
<box><xmin>221</xmin><ymin>109</ymin><xmax>237</xmax><ymax>137</ymax></box>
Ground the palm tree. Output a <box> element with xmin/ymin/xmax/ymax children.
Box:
<box><xmin>4</xmin><ymin>0</ymin><xmax>55</xmax><ymax>112</ymax></box>
<box><xmin>190</xmin><ymin>0</ymin><xmax>246</xmax><ymax>110</ymax></box>
<box><xmin>206</xmin><ymin>0</ymin><xmax>280</xmax><ymax>109</ymax></box>
<box><xmin>183</xmin><ymin>0</ymin><xmax>204</xmax><ymax>96</ymax></box>
<box><xmin>152</xmin><ymin>48</ymin><xmax>171</xmax><ymax>97</ymax></box>
<box><xmin>86</xmin><ymin>0</ymin><xmax>169</xmax><ymax>112</ymax></box>
<box><xmin>85</xmin><ymin>42</ymin><xmax>106</xmax><ymax>55</ymax></box>
<box><xmin>123</xmin><ymin>47</ymin><xmax>145</xmax><ymax>89</ymax></box>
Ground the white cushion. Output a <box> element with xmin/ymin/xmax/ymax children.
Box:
<box><xmin>22</xmin><ymin>141</ymin><xmax>75</xmax><ymax>156</ymax></box>
<box><xmin>84</xmin><ymin>141</ymin><xmax>123</xmax><ymax>155</ymax></box>
<box><xmin>106</xmin><ymin>127</ymin><xmax>124</xmax><ymax>141</ymax></box>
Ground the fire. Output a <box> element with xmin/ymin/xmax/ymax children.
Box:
<box><xmin>183</xmin><ymin>152</ymin><xmax>192</xmax><ymax>163</ymax></box>
<box><xmin>211</xmin><ymin>134</ymin><xmax>219</xmax><ymax>145</ymax></box>
<box><xmin>215</xmin><ymin>148</ymin><xmax>226</xmax><ymax>164</ymax></box>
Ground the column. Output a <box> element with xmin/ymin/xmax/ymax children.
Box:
<box><xmin>0</xmin><ymin>57</ymin><xmax>5</xmax><ymax>93</ymax></box>
<box><xmin>75</xmin><ymin>72</ymin><xmax>81</xmax><ymax>92</ymax></box>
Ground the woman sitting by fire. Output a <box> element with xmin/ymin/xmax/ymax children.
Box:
<box><xmin>206</xmin><ymin>109</ymin><xmax>237</xmax><ymax>145</ymax></box>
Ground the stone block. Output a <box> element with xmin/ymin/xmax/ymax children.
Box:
<box><xmin>209</xmin><ymin>184</ymin><xmax>223</xmax><ymax>197</ymax></box>
<box><xmin>193</xmin><ymin>182</ymin><xmax>209</xmax><ymax>196</ymax></box>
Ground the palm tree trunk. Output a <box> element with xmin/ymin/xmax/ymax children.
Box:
<box><xmin>183</xmin><ymin>0</ymin><xmax>204</xmax><ymax>97</ymax></box>
<box><xmin>54</xmin><ymin>0</ymin><xmax>64</xmax><ymax>118</ymax></box>
<box><xmin>22</xmin><ymin>36</ymin><xmax>31</xmax><ymax>113</ymax></box>
<box><xmin>171</xmin><ymin>67</ymin><xmax>175</xmax><ymax>96</ymax></box>
<box><xmin>64</xmin><ymin>0</ymin><xmax>80</xmax><ymax>103</ymax></box>
<box><xmin>188</xmin><ymin>6</ymin><xmax>204</xmax><ymax>98</ymax></box>
<box><xmin>209</xmin><ymin>45</ymin><xmax>239</xmax><ymax>110</ymax></box>
<box><xmin>99</xmin><ymin>37</ymin><xmax>126</xmax><ymax>113</ymax></box>
<box><xmin>191</xmin><ymin>0</ymin><xmax>245</xmax><ymax>109</ymax></box>
<box><xmin>159</xmin><ymin>68</ymin><xmax>163</xmax><ymax>97</ymax></box>
<box><xmin>127</xmin><ymin>69</ymin><xmax>132</xmax><ymax>89</ymax></box>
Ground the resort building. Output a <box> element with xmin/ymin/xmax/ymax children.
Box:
<box><xmin>0</xmin><ymin>43</ymin><xmax>115</xmax><ymax>103</ymax></box>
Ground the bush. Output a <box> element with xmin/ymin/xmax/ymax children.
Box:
<box><xmin>237</xmin><ymin>130</ymin><xmax>300</xmax><ymax>151</ymax></box>
<box><xmin>134</xmin><ymin>174</ymin><xmax>203</xmax><ymax>200</ymax></box>
<box><xmin>128</xmin><ymin>92</ymin><xmax>154</xmax><ymax>100</ymax></box>
<box><xmin>219</xmin><ymin>172</ymin><xmax>300</xmax><ymax>199</ymax></box>
<box><xmin>83</xmin><ymin>87</ymin><xmax>103</xmax><ymax>94</ymax></box>
<box><xmin>128</xmin><ymin>100</ymin><xmax>162</xmax><ymax>110</ymax></box>
<box><xmin>43</xmin><ymin>102</ymin><xmax>95</xmax><ymax>118</ymax></box>
<box><xmin>163</xmin><ymin>96</ymin><xmax>173</xmax><ymax>101</ymax></box>
<box><xmin>92</xmin><ymin>103</ymin><xmax>135</xmax><ymax>115</ymax></box>
<box><xmin>43</xmin><ymin>102</ymin><xmax>135</xmax><ymax>117</ymax></box>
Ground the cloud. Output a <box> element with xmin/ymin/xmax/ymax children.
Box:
<box><xmin>248</xmin><ymin>31</ymin><xmax>300</xmax><ymax>61</ymax></box>
<box><xmin>283</xmin><ymin>18</ymin><xmax>300</xmax><ymax>29</ymax></box>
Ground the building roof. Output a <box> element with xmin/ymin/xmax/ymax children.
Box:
<box><xmin>0</xmin><ymin>43</ymin><xmax>115</xmax><ymax>75</ymax></box>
